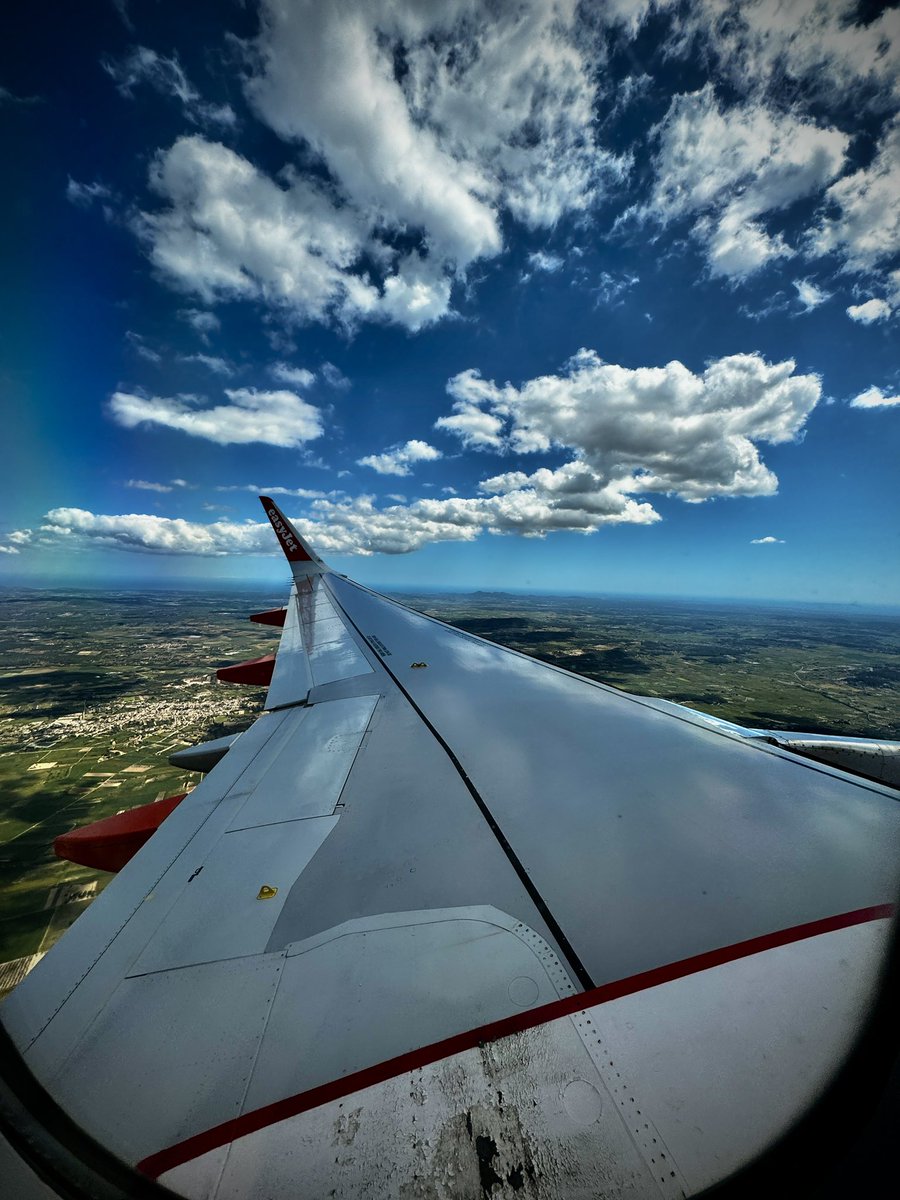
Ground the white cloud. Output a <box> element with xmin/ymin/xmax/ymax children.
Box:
<box><xmin>33</xmin><ymin>509</ymin><xmax>270</xmax><ymax>557</ymax></box>
<box><xmin>794</xmin><ymin>279</ymin><xmax>830</xmax><ymax>312</ymax></box>
<box><xmin>13</xmin><ymin>344</ymin><xmax>821</xmax><ymax>566</ymax></box>
<box><xmin>109</xmin><ymin>387</ymin><xmax>323</xmax><ymax>447</ymax></box>
<box><xmin>645</xmin><ymin>84</ymin><xmax>848</xmax><ymax>279</ymax></box>
<box><xmin>0</xmin><ymin>528</ymin><xmax>33</xmax><ymax>553</ymax></box>
<box><xmin>125</xmin><ymin>331</ymin><xmax>161</xmax><ymax>363</ymax></box>
<box><xmin>681</xmin><ymin>1</ymin><xmax>900</xmax><ymax>111</ymax></box>
<box><xmin>358</xmin><ymin>440</ymin><xmax>442</xmax><ymax>477</ymax></box>
<box><xmin>215</xmin><ymin>484</ymin><xmax>331</xmax><ymax>499</ymax></box>
<box><xmin>321</xmin><ymin>362</ymin><xmax>350</xmax><ymax>390</ymax></box>
<box><xmin>527</xmin><ymin>251</ymin><xmax>565</xmax><ymax>273</ymax></box>
<box><xmin>847</xmin><ymin>298</ymin><xmax>892</xmax><ymax>324</ymax></box>
<box><xmin>594</xmin><ymin>271</ymin><xmax>639</xmax><ymax>305</ymax></box>
<box><xmin>270</xmin><ymin>363</ymin><xmax>316</xmax><ymax>388</ymax></box>
<box><xmin>126</xmin><ymin>479</ymin><xmax>174</xmax><ymax>493</ymax></box>
<box><xmin>0</xmin><ymin>86</ymin><xmax>41</xmax><ymax>106</ymax></box>
<box><xmin>436</xmin><ymin>370</ymin><xmax>509</xmax><ymax>449</ymax></box>
<box><xmin>139</xmin><ymin>136</ymin><xmax>385</xmax><ymax>328</ymax></box>
<box><xmin>246</xmin><ymin>0</ymin><xmax>617</xmax><ymax>231</ymax></box>
<box><xmin>136</xmin><ymin>2</ymin><xmax>624</xmax><ymax>333</ymax></box>
<box><xmin>810</xmin><ymin>117</ymin><xmax>900</xmax><ymax>273</ymax></box>
<box><xmin>750</xmin><ymin>535</ymin><xmax>784</xmax><ymax>544</ymax></box>
<box><xmin>66</xmin><ymin>179</ymin><xmax>112</xmax><ymax>208</ymax></box>
<box><xmin>13</xmin><ymin>488</ymin><xmax>652</xmax><ymax>559</ymax></box>
<box><xmin>180</xmin><ymin>353</ymin><xmax>232</xmax><ymax>375</ymax></box>
<box><xmin>849</xmin><ymin>386</ymin><xmax>900</xmax><ymax>409</ymax></box>
<box><xmin>439</xmin><ymin>348</ymin><xmax>821</xmax><ymax>503</ymax></box>
<box><xmin>179</xmin><ymin>308</ymin><xmax>220</xmax><ymax>342</ymax></box>
<box><xmin>104</xmin><ymin>46</ymin><xmax>236</xmax><ymax>127</ymax></box>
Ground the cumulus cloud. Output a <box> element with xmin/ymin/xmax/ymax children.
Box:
<box><xmin>645</xmin><ymin>84</ymin><xmax>848</xmax><ymax>279</ymax></box>
<box><xmin>750</xmin><ymin>535</ymin><xmax>784</xmax><ymax>544</ymax></box>
<box><xmin>436</xmin><ymin>372</ymin><xmax>508</xmax><ymax>449</ymax></box>
<box><xmin>849</xmin><ymin>386</ymin><xmax>900</xmax><ymax>409</ymax></box>
<box><xmin>136</xmin><ymin>2</ymin><xmax>624</xmax><ymax>332</ymax></box>
<box><xmin>270</xmin><ymin>362</ymin><xmax>315</xmax><ymax>388</ymax></box>
<box><xmin>109</xmin><ymin>387</ymin><xmax>323</xmax><ymax>447</ymax></box>
<box><xmin>12</xmin><ymin>340</ymin><xmax>822</xmax><ymax>565</ymax></box>
<box><xmin>104</xmin><ymin>45</ymin><xmax>236</xmax><ymax>127</ymax></box>
<box><xmin>794</xmin><ymin>279</ymin><xmax>830</xmax><ymax>312</ymax></box>
<box><xmin>847</xmin><ymin>298</ymin><xmax>892</xmax><ymax>324</ymax></box>
<box><xmin>358</xmin><ymin>440</ymin><xmax>442</xmax><ymax>477</ymax></box>
<box><xmin>31</xmin><ymin>509</ymin><xmax>270</xmax><ymax>557</ymax></box>
<box><xmin>438</xmin><ymin>349</ymin><xmax>821</xmax><ymax>502</ymax></box>
<box><xmin>10</xmin><ymin>488</ymin><xmax>652</xmax><ymax>560</ymax></box>
<box><xmin>809</xmin><ymin>116</ymin><xmax>900</xmax><ymax>273</ymax></box>
<box><xmin>139</xmin><ymin>136</ymin><xmax>386</xmax><ymax>327</ymax></box>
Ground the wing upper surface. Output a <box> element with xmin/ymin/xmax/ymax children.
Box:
<box><xmin>4</xmin><ymin>504</ymin><xmax>900</xmax><ymax>1197</ymax></box>
<box><xmin>323</xmin><ymin>573</ymin><xmax>900</xmax><ymax>986</ymax></box>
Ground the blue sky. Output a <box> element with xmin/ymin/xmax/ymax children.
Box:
<box><xmin>1</xmin><ymin>0</ymin><xmax>898</xmax><ymax>602</ymax></box>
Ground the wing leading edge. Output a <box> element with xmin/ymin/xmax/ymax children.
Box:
<box><xmin>2</xmin><ymin>497</ymin><xmax>898</xmax><ymax>1200</ymax></box>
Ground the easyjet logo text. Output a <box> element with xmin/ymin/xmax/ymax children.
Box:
<box><xmin>268</xmin><ymin>508</ymin><xmax>299</xmax><ymax>553</ymax></box>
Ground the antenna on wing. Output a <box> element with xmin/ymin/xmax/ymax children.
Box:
<box><xmin>259</xmin><ymin>495</ymin><xmax>328</xmax><ymax>577</ymax></box>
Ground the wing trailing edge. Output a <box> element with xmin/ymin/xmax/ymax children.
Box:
<box><xmin>260</xmin><ymin>495</ymin><xmax>328</xmax><ymax>577</ymax></box>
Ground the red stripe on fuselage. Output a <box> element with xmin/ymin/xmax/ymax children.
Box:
<box><xmin>138</xmin><ymin>902</ymin><xmax>894</xmax><ymax>1179</ymax></box>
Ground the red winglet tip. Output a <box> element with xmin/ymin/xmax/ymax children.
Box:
<box><xmin>259</xmin><ymin>496</ymin><xmax>314</xmax><ymax>563</ymax></box>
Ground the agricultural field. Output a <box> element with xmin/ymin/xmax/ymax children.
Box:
<box><xmin>0</xmin><ymin>586</ymin><xmax>279</xmax><ymax>984</ymax></box>
<box><xmin>1</xmin><ymin>583</ymin><xmax>898</xmax><ymax>991</ymax></box>
<box><xmin>407</xmin><ymin>590</ymin><xmax>900</xmax><ymax>741</ymax></box>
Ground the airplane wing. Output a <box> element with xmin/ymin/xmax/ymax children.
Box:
<box><xmin>2</xmin><ymin>497</ymin><xmax>899</xmax><ymax>1199</ymax></box>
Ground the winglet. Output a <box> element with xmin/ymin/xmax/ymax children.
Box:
<box><xmin>260</xmin><ymin>496</ymin><xmax>327</xmax><ymax>576</ymax></box>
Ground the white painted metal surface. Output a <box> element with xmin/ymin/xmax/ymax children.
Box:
<box><xmin>156</xmin><ymin>918</ymin><xmax>891</xmax><ymax>1200</ymax></box>
<box><xmin>45</xmin><ymin>955</ymin><xmax>285</xmax><ymax>1164</ymax></box>
<box><xmin>3</xmin><ymin>522</ymin><xmax>899</xmax><ymax>1200</ymax></box>
<box><xmin>168</xmin><ymin>732</ymin><xmax>241</xmax><ymax>772</ymax></box>
<box><xmin>164</xmin><ymin>1020</ymin><xmax>664</xmax><ymax>1200</ymax></box>
<box><xmin>579</xmin><ymin>916</ymin><xmax>893</xmax><ymax>1194</ymax></box>
<box><xmin>226</xmin><ymin>697</ymin><xmax>377</xmax><ymax>828</ymax></box>
<box><xmin>263</xmin><ymin>586</ymin><xmax>312</xmax><ymax>710</ymax></box>
<box><xmin>128</xmin><ymin>817</ymin><xmax>339</xmax><ymax>975</ymax></box>
<box><xmin>3</xmin><ymin>708</ymin><xmax>300</xmax><ymax>1054</ymax></box>
<box><xmin>246</xmin><ymin>908</ymin><xmax>573</xmax><ymax>1112</ymax></box>
<box><xmin>264</xmin><ymin>577</ymin><xmax>372</xmax><ymax>710</ymax></box>
<box><xmin>325</xmin><ymin>575</ymin><xmax>900</xmax><ymax>985</ymax></box>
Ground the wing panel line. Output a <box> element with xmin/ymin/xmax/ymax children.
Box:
<box><xmin>137</xmin><ymin>902</ymin><xmax>894</xmax><ymax>1180</ymax></box>
<box><xmin>322</xmin><ymin>575</ymin><xmax>596</xmax><ymax>992</ymax></box>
